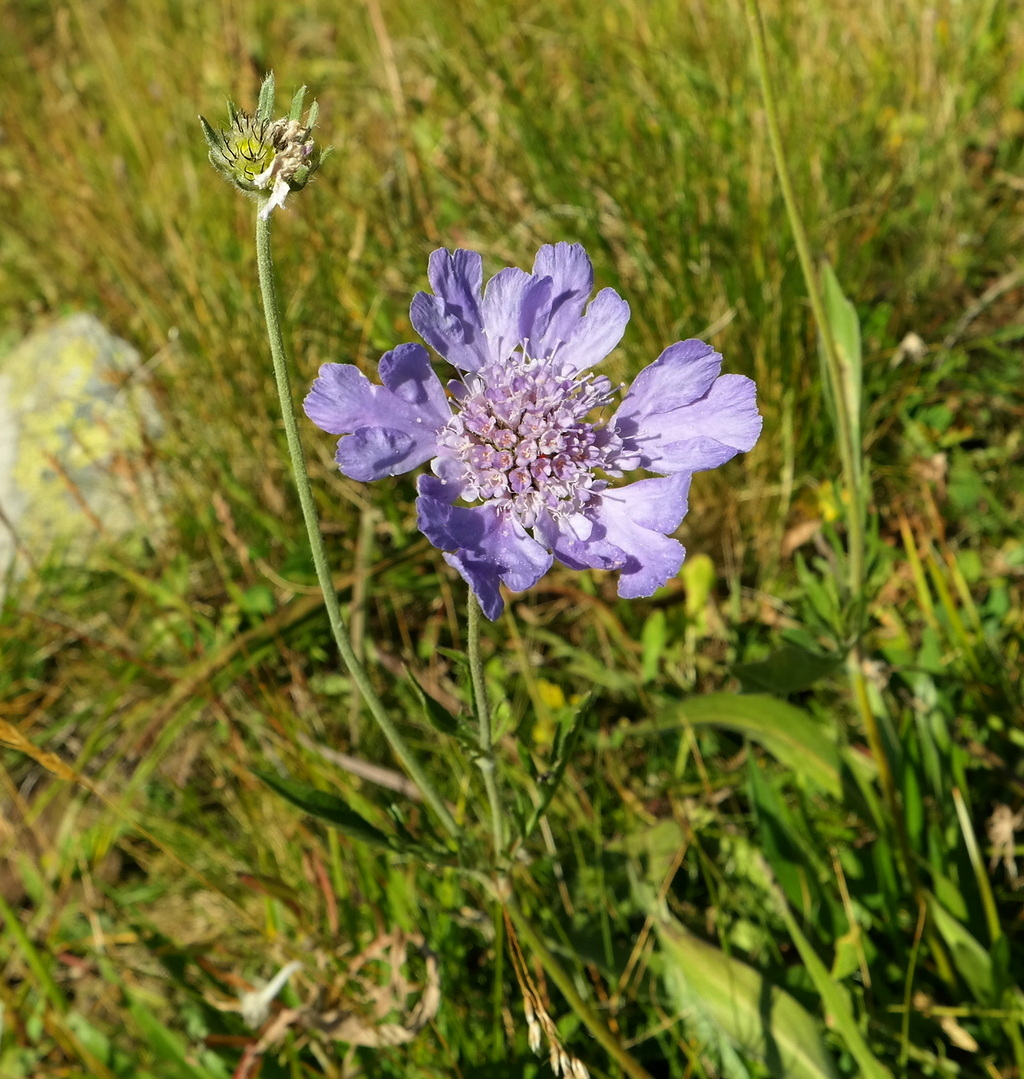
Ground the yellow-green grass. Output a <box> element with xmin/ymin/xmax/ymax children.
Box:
<box><xmin>2</xmin><ymin>0</ymin><xmax>1024</xmax><ymax>1075</ymax></box>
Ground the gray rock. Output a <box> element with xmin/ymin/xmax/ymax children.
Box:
<box><xmin>0</xmin><ymin>313</ymin><xmax>162</xmax><ymax>593</ymax></box>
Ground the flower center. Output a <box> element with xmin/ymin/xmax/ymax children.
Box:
<box><xmin>437</xmin><ymin>358</ymin><xmax>627</xmax><ymax>528</ymax></box>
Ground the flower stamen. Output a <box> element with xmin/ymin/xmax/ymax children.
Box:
<box><xmin>436</xmin><ymin>354</ymin><xmax>624</xmax><ymax>528</ymax></box>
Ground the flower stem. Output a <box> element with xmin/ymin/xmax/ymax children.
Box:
<box><xmin>254</xmin><ymin>210</ymin><xmax>458</xmax><ymax>841</ymax></box>
<box><xmin>467</xmin><ymin>592</ymin><xmax>505</xmax><ymax>858</ymax></box>
<box><xmin>504</xmin><ymin>894</ymin><xmax>656</xmax><ymax>1079</ymax></box>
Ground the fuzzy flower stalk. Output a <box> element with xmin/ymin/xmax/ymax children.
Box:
<box><xmin>198</xmin><ymin>77</ymin><xmax>461</xmax><ymax>839</ymax></box>
<box><xmin>199</xmin><ymin>73</ymin><xmax>330</xmax><ymax>220</ymax></box>
<box><xmin>305</xmin><ymin>244</ymin><xmax>762</xmax><ymax>619</ymax></box>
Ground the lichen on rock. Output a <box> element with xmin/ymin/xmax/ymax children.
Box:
<box><xmin>0</xmin><ymin>312</ymin><xmax>163</xmax><ymax>593</ymax></box>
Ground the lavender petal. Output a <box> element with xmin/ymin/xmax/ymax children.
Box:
<box><xmin>529</xmin><ymin>242</ymin><xmax>595</xmax><ymax>357</ymax></box>
<box><xmin>410</xmin><ymin>249</ymin><xmax>488</xmax><ymax>371</ymax></box>
<box><xmin>555</xmin><ymin>287</ymin><xmax>630</xmax><ymax>374</ymax></box>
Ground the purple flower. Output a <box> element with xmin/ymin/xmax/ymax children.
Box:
<box><xmin>304</xmin><ymin>243</ymin><xmax>761</xmax><ymax>620</ymax></box>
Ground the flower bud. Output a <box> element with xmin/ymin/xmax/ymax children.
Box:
<box><xmin>199</xmin><ymin>73</ymin><xmax>330</xmax><ymax>219</ymax></box>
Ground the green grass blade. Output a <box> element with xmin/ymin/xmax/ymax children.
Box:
<box><xmin>951</xmin><ymin>787</ymin><xmax>1002</xmax><ymax>947</ymax></box>
<box><xmin>0</xmin><ymin>891</ymin><xmax>67</xmax><ymax>1016</ymax></box>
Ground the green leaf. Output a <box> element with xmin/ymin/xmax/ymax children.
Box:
<box><xmin>253</xmin><ymin>771</ymin><xmax>396</xmax><ymax>851</ymax></box>
<box><xmin>434</xmin><ymin>646</ymin><xmax>469</xmax><ymax>668</ymax></box>
<box><xmin>66</xmin><ymin>1012</ymin><xmax>161</xmax><ymax>1079</ymax></box>
<box><xmin>794</xmin><ymin>552</ymin><xmax>843</xmax><ymax>635</ymax></box>
<box><xmin>681</xmin><ymin>552</ymin><xmax>716</xmax><ymax>621</ymax></box>
<box><xmin>522</xmin><ymin>693</ymin><xmax>593</xmax><ymax>839</ymax></box>
<box><xmin>239</xmin><ymin>584</ymin><xmax>275</xmax><ymax>617</ymax></box>
<box><xmin>734</xmin><ymin>643</ymin><xmax>845</xmax><ymax>694</ymax></box>
<box><xmin>830</xmin><ymin>931</ymin><xmax>863</xmax><ymax>982</ymax></box>
<box><xmin>408</xmin><ymin>673</ymin><xmax>464</xmax><ymax>739</ymax></box>
<box><xmin>640</xmin><ymin>609</ymin><xmax>667</xmax><ymax>683</ymax></box>
<box><xmin>655</xmin><ymin>915</ymin><xmax>840</xmax><ymax>1079</ymax></box>
<box><xmin>606</xmin><ymin>817</ymin><xmax>689</xmax><ymax>886</ymax></box>
<box><xmin>253</xmin><ymin>771</ymin><xmax>456</xmax><ymax>864</ymax></box>
<box><xmin>629</xmin><ymin>693</ymin><xmax>841</xmax><ymax>798</ymax></box>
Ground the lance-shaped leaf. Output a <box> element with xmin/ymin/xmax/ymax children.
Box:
<box><xmin>255</xmin><ymin>771</ymin><xmax>406</xmax><ymax>852</ymax></box>
<box><xmin>655</xmin><ymin>914</ymin><xmax>840</xmax><ymax>1079</ymax></box>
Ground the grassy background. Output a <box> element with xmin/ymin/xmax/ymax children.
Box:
<box><xmin>2</xmin><ymin>0</ymin><xmax>1024</xmax><ymax>1075</ymax></box>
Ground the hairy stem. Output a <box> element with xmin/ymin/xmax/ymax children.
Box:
<box><xmin>254</xmin><ymin>210</ymin><xmax>458</xmax><ymax>840</ymax></box>
<box><xmin>467</xmin><ymin>593</ymin><xmax>505</xmax><ymax>858</ymax></box>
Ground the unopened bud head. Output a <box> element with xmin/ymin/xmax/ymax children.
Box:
<box><xmin>199</xmin><ymin>72</ymin><xmax>330</xmax><ymax>219</ymax></box>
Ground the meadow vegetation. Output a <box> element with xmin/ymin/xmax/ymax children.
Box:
<box><xmin>1</xmin><ymin>0</ymin><xmax>1024</xmax><ymax>1075</ymax></box>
